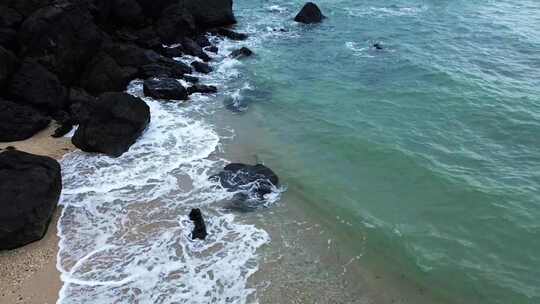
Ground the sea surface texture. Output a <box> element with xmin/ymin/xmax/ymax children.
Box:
<box><xmin>58</xmin><ymin>0</ymin><xmax>540</xmax><ymax>303</ymax></box>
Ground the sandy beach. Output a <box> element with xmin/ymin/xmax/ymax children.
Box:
<box><xmin>0</xmin><ymin>123</ymin><xmax>75</xmax><ymax>304</ymax></box>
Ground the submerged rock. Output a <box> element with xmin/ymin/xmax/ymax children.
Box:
<box><xmin>211</xmin><ymin>163</ymin><xmax>279</xmax><ymax>201</ymax></box>
<box><xmin>72</xmin><ymin>92</ymin><xmax>150</xmax><ymax>157</ymax></box>
<box><xmin>229</xmin><ymin>47</ymin><xmax>253</xmax><ymax>59</ymax></box>
<box><xmin>143</xmin><ymin>78</ymin><xmax>188</xmax><ymax>100</ymax></box>
<box><xmin>0</xmin><ymin>99</ymin><xmax>50</xmax><ymax>142</ymax></box>
<box><xmin>294</xmin><ymin>2</ymin><xmax>325</xmax><ymax>24</ymax></box>
<box><xmin>191</xmin><ymin>61</ymin><xmax>213</xmax><ymax>74</ymax></box>
<box><xmin>373</xmin><ymin>43</ymin><xmax>383</xmax><ymax>50</ymax></box>
<box><xmin>189</xmin><ymin>208</ymin><xmax>208</xmax><ymax>240</ymax></box>
<box><xmin>213</xmin><ymin>28</ymin><xmax>248</xmax><ymax>41</ymax></box>
<box><xmin>187</xmin><ymin>84</ymin><xmax>217</xmax><ymax>95</ymax></box>
<box><xmin>0</xmin><ymin>150</ymin><xmax>61</xmax><ymax>250</ymax></box>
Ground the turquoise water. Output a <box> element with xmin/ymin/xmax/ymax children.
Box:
<box><xmin>230</xmin><ymin>0</ymin><xmax>540</xmax><ymax>303</ymax></box>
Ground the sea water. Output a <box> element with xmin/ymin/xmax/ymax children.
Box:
<box><xmin>58</xmin><ymin>0</ymin><xmax>540</xmax><ymax>303</ymax></box>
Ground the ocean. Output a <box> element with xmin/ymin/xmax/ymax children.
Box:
<box><xmin>57</xmin><ymin>0</ymin><xmax>540</xmax><ymax>303</ymax></box>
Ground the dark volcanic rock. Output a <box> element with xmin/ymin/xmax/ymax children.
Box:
<box><xmin>191</xmin><ymin>61</ymin><xmax>213</xmax><ymax>74</ymax></box>
<box><xmin>0</xmin><ymin>46</ymin><xmax>17</xmax><ymax>88</ymax></box>
<box><xmin>67</xmin><ymin>87</ymin><xmax>96</xmax><ymax>125</ymax></box>
<box><xmin>72</xmin><ymin>92</ymin><xmax>150</xmax><ymax>157</ymax></box>
<box><xmin>2</xmin><ymin>0</ymin><xmax>54</xmax><ymax>18</ymax></box>
<box><xmin>182</xmin><ymin>0</ymin><xmax>236</xmax><ymax>28</ymax></box>
<box><xmin>0</xmin><ymin>150</ymin><xmax>61</xmax><ymax>250</ymax></box>
<box><xmin>183</xmin><ymin>75</ymin><xmax>199</xmax><ymax>84</ymax></box>
<box><xmin>205</xmin><ymin>46</ymin><xmax>218</xmax><ymax>54</ymax></box>
<box><xmin>143</xmin><ymin>78</ymin><xmax>188</xmax><ymax>100</ymax></box>
<box><xmin>81</xmin><ymin>53</ymin><xmax>138</xmax><ymax>95</ymax></box>
<box><xmin>373</xmin><ymin>43</ymin><xmax>383</xmax><ymax>50</ymax></box>
<box><xmin>0</xmin><ymin>28</ymin><xmax>17</xmax><ymax>50</ymax></box>
<box><xmin>195</xmin><ymin>35</ymin><xmax>211</xmax><ymax>48</ymax></box>
<box><xmin>156</xmin><ymin>4</ymin><xmax>196</xmax><ymax>44</ymax></box>
<box><xmin>211</xmin><ymin>163</ymin><xmax>279</xmax><ymax>201</ymax></box>
<box><xmin>182</xmin><ymin>38</ymin><xmax>211</xmax><ymax>62</ymax></box>
<box><xmin>111</xmin><ymin>0</ymin><xmax>144</xmax><ymax>27</ymax></box>
<box><xmin>0</xmin><ymin>99</ymin><xmax>50</xmax><ymax>142</ymax></box>
<box><xmin>294</xmin><ymin>2</ymin><xmax>325</xmax><ymax>24</ymax></box>
<box><xmin>8</xmin><ymin>60</ymin><xmax>67</xmax><ymax>113</ymax></box>
<box><xmin>189</xmin><ymin>208</ymin><xmax>207</xmax><ymax>240</ymax></box>
<box><xmin>104</xmin><ymin>43</ymin><xmax>163</xmax><ymax>68</ymax></box>
<box><xmin>213</xmin><ymin>28</ymin><xmax>248</xmax><ymax>41</ymax></box>
<box><xmin>18</xmin><ymin>1</ymin><xmax>102</xmax><ymax>84</ymax></box>
<box><xmin>0</xmin><ymin>5</ymin><xmax>22</xmax><ymax>28</ymax></box>
<box><xmin>138</xmin><ymin>61</ymin><xmax>192</xmax><ymax>79</ymax></box>
<box><xmin>229</xmin><ymin>47</ymin><xmax>253</xmax><ymax>59</ymax></box>
<box><xmin>188</xmin><ymin>84</ymin><xmax>217</xmax><ymax>95</ymax></box>
<box><xmin>160</xmin><ymin>46</ymin><xmax>184</xmax><ymax>58</ymax></box>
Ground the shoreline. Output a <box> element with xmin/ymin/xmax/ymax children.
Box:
<box><xmin>0</xmin><ymin>124</ymin><xmax>75</xmax><ymax>304</ymax></box>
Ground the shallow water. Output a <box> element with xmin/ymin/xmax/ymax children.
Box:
<box><xmin>57</xmin><ymin>0</ymin><xmax>540</xmax><ymax>303</ymax></box>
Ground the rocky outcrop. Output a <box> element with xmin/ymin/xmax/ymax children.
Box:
<box><xmin>212</xmin><ymin>28</ymin><xmax>248</xmax><ymax>41</ymax></box>
<box><xmin>182</xmin><ymin>37</ymin><xmax>211</xmax><ymax>62</ymax></box>
<box><xmin>72</xmin><ymin>92</ymin><xmax>150</xmax><ymax>157</ymax></box>
<box><xmin>0</xmin><ymin>150</ymin><xmax>61</xmax><ymax>250</ymax></box>
<box><xmin>191</xmin><ymin>61</ymin><xmax>213</xmax><ymax>74</ymax></box>
<box><xmin>189</xmin><ymin>208</ymin><xmax>208</xmax><ymax>240</ymax></box>
<box><xmin>229</xmin><ymin>47</ymin><xmax>253</xmax><ymax>59</ymax></box>
<box><xmin>143</xmin><ymin>78</ymin><xmax>188</xmax><ymax>100</ymax></box>
<box><xmin>0</xmin><ymin>99</ymin><xmax>50</xmax><ymax>142</ymax></box>
<box><xmin>0</xmin><ymin>46</ymin><xmax>17</xmax><ymax>88</ymax></box>
<box><xmin>211</xmin><ymin>163</ymin><xmax>279</xmax><ymax>200</ymax></box>
<box><xmin>294</xmin><ymin>2</ymin><xmax>325</xmax><ymax>24</ymax></box>
<box><xmin>8</xmin><ymin>60</ymin><xmax>67</xmax><ymax>113</ymax></box>
<box><xmin>80</xmin><ymin>53</ymin><xmax>138</xmax><ymax>95</ymax></box>
<box><xmin>188</xmin><ymin>84</ymin><xmax>218</xmax><ymax>95</ymax></box>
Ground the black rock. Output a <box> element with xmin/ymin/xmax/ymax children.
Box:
<box><xmin>155</xmin><ymin>4</ymin><xmax>196</xmax><ymax>44</ymax></box>
<box><xmin>160</xmin><ymin>46</ymin><xmax>184</xmax><ymax>58</ymax></box>
<box><xmin>110</xmin><ymin>0</ymin><xmax>144</xmax><ymax>27</ymax></box>
<box><xmin>81</xmin><ymin>53</ymin><xmax>138</xmax><ymax>95</ymax></box>
<box><xmin>18</xmin><ymin>1</ymin><xmax>102</xmax><ymax>84</ymax></box>
<box><xmin>294</xmin><ymin>2</ymin><xmax>325</xmax><ymax>24</ymax></box>
<box><xmin>229</xmin><ymin>47</ymin><xmax>253</xmax><ymax>59</ymax></box>
<box><xmin>104</xmin><ymin>43</ymin><xmax>163</xmax><ymax>68</ymax></box>
<box><xmin>205</xmin><ymin>46</ymin><xmax>218</xmax><ymax>54</ymax></box>
<box><xmin>0</xmin><ymin>150</ymin><xmax>61</xmax><ymax>250</ymax></box>
<box><xmin>188</xmin><ymin>84</ymin><xmax>218</xmax><ymax>95</ymax></box>
<box><xmin>0</xmin><ymin>28</ymin><xmax>17</xmax><ymax>51</ymax></box>
<box><xmin>195</xmin><ymin>35</ymin><xmax>211</xmax><ymax>48</ymax></box>
<box><xmin>182</xmin><ymin>0</ymin><xmax>236</xmax><ymax>28</ymax></box>
<box><xmin>0</xmin><ymin>46</ymin><xmax>18</xmax><ymax>88</ymax></box>
<box><xmin>138</xmin><ymin>61</ymin><xmax>192</xmax><ymax>79</ymax></box>
<box><xmin>189</xmin><ymin>208</ymin><xmax>207</xmax><ymax>240</ymax></box>
<box><xmin>0</xmin><ymin>99</ymin><xmax>50</xmax><ymax>142</ymax></box>
<box><xmin>191</xmin><ymin>61</ymin><xmax>213</xmax><ymax>74</ymax></box>
<box><xmin>373</xmin><ymin>43</ymin><xmax>383</xmax><ymax>50</ymax></box>
<box><xmin>8</xmin><ymin>60</ymin><xmax>68</xmax><ymax>113</ymax></box>
<box><xmin>51</xmin><ymin>124</ymin><xmax>73</xmax><ymax>138</ymax></box>
<box><xmin>72</xmin><ymin>92</ymin><xmax>150</xmax><ymax>157</ymax></box>
<box><xmin>211</xmin><ymin>163</ymin><xmax>279</xmax><ymax>201</ymax></box>
<box><xmin>182</xmin><ymin>37</ymin><xmax>211</xmax><ymax>62</ymax></box>
<box><xmin>143</xmin><ymin>78</ymin><xmax>188</xmax><ymax>100</ymax></box>
<box><xmin>67</xmin><ymin>87</ymin><xmax>96</xmax><ymax>125</ymax></box>
<box><xmin>0</xmin><ymin>5</ymin><xmax>22</xmax><ymax>28</ymax></box>
<box><xmin>183</xmin><ymin>75</ymin><xmax>199</xmax><ymax>84</ymax></box>
<box><xmin>213</xmin><ymin>28</ymin><xmax>248</xmax><ymax>41</ymax></box>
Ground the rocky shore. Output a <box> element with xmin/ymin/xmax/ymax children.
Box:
<box><xmin>0</xmin><ymin>0</ymin><xmax>323</xmax><ymax>302</ymax></box>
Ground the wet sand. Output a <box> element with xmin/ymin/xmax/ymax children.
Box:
<box><xmin>0</xmin><ymin>123</ymin><xmax>75</xmax><ymax>304</ymax></box>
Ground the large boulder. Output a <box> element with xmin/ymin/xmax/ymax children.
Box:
<box><xmin>0</xmin><ymin>46</ymin><xmax>17</xmax><ymax>88</ymax></box>
<box><xmin>0</xmin><ymin>150</ymin><xmax>61</xmax><ymax>250</ymax></box>
<box><xmin>188</xmin><ymin>84</ymin><xmax>217</xmax><ymax>95</ymax></box>
<box><xmin>191</xmin><ymin>61</ymin><xmax>213</xmax><ymax>74</ymax></box>
<box><xmin>72</xmin><ymin>92</ymin><xmax>150</xmax><ymax>157</ymax></box>
<box><xmin>0</xmin><ymin>99</ymin><xmax>50</xmax><ymax>142</ymax></box>
<box><xmin>8</xmin><ymin>60</ymin><xmax>68</xmax><ymax>113</ymax></box>
<box><xmin>294</xmin><ymin>2</ymin><xmax>325</xmax><ymax>24</ymax></box>
<box><xmin>155</xmin><ymin>4</ymin><xmax>196</xmax><ymax>44</ymax></box>
<box><xmin>17</xmin><ymin>1</ymin><xmax>102</xmax><ymax>84</ymax></box>
<box><xmin>0</xmin><ymin>5</ymin><xmax>22</xmax><ymax>28</ymax></box>
<box><xmin>103</xmin><ymin>42</ymin><xmax>163</xmax><ymax>68</ymax></box>
<box><xmin>143</xmin><ymin>78</ymin><xmax>188</xmax><ymax>100</ymax></box>
<box><xmin>110</xmin><ymin>0</ymin><xmax>145</xmax><ymax>27</ymax></box>
<box><xmin>80</xmin><ymin>53</ymin><xmax>138</xmax><ymax>95</ymax></box>
<box><xmin>182</xmin><ymin>37</ymin><xmax>211</xmax><ymax>62</ymax></box>
<box><xmin>211</xmin><ymin>163</ymin><xmax>279</xmax><ymax>201</ymax></box>
<box><xmin>181</xmin><ymin>0</ymin><xmax>236</xmax><ymax>28</ymax></box>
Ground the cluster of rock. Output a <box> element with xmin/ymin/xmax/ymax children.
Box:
<box><xmin>0</xmin><ymin>0</ymin><xmax>251</xmax><ymax>157</ymax></box>
<box><xmin>0</xmin><ymin>0</ymin><xmax>323</xmax><ymax>249</ymax></box>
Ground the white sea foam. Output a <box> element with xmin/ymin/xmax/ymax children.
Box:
<box><xmin>347</xmin><ymin>5</ymin><xmax>427</xmax><ymax>18</ymax></box>
<box><xmin>345</xmin><ymin>41</ymin><xmax>375</xmax><ymax>58</ymax></box>
<box><xmin>57</xmin><ymin>30</ymin><xmax>282</xmax><ymax>303</ymax></box>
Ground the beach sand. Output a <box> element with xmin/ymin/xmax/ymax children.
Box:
<box><xmin>0</xmin><ymin>123</ymin><xmax>75</xmax><ymax>304</ymax></box>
